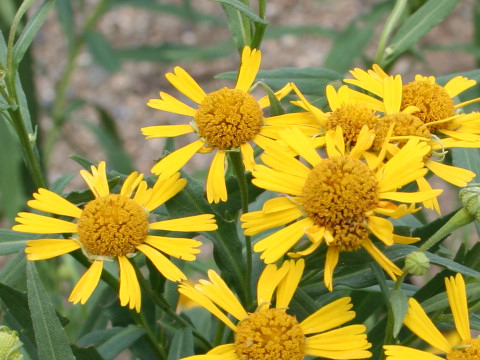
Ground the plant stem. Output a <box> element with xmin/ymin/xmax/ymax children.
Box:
<box><xmin>375</xmin><ymin>0</ymin><xmax>407</xmax><ymax>66</ymax></box>
<box><xmin>229</xmin><ymin>151</ymin><xmax>253</xmax><ymax>308</ymax></box>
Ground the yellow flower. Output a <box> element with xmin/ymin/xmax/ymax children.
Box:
<box><xmin>384</xmin><ymin>273</ymin><xmax>477</xmax><ymax>360</ymax></box>
<box><xmin>178</xmin><ymin>259</ymin><xmax>372</xmax><ymax>360</ymax></box>
<box><xmin>143</xmin><ymin>46</ymin><xmax>317</xmax><ymax>203</ymax></box>
<box><xmin>241</xmin><ymin>126</ymin><xmax>442</xmax><ymax>290</ymax></box>
<box><xmin>13</xmin><ymin>161</ymin><xmax>217</xmax><ymax>312</ymax></box>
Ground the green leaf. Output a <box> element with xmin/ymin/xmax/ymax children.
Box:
<box><xmin>426</xmin><ymin>251</ymin><xmax>480</xmax><ymax>278</ymax></box>
<box><xmin>55</xmin><ymin>0</ymin><xmax>74</xmax><ymax>53</ymax></box>
<box><xmin>383</xmin><ymin>0</ymin><xmax>461</xmax><ymax>65</ymax></box>
<box><xmin>77</xmin><ymin>326</ymin><xmax>146</xmax><ymax>360</ymax></box>
<box><xmin>167</xmin><ymin>328</ymin><xmax>194</xmax><ymax>360</ymax></box>
<box><xmin>0</xmin><ymin>229</ymin><xmax>44</xmax><ymax>255</ymax></box>
<box><xmin>13</xmin><ymin>0</ymin><xmax>55</xmax><ymax>67</ymax></box>
<box><xmin>164</xmin><ymin>172</ymin><xmax>248</xmax><ymax>303</ymax></box>
<box><xmin>70</xmin><ymin>345</ymin><xmax>104</xmax><ymax>360</ymax></box>
<box><xmin>220</xmin><ymin>3</ymin><xmax>249</xmax><ymax>52</ymax></box>
<box><xmin>258</xmin><ymin>82</ymin><xmax>285</xmax><ymax>116</ymax></box>
<box><xmin>212</xmin><ymin>0</ymin><xmax>267</xmax><ymax>25</ymax></box>
<box><xmin>389</xmin><ymin>289</ymin><xmax>408</xmax><ymax>337</ymax></box>
<box><xmin>0</xmin><ymin>252</ymin><xmax>26</xmax><ymax>288</ymax></box>
<box><xmin>85</xmin><ymin>30</ymin><xmax>121</xmax><ymax>72</ymax></box>
<box><xmin>116</xmin><ymin>42</ymin><xmax>234</xmax><ymax>63</ymax></box>
<box><xmin>216</xmin><ymin>68</ymin><xmax>343</xmax><ymax>96</ymax></box>
<box><xmin>26</xmin><ymin>261</ymin><xmax>76</xmax><ymax>360</ymax></box>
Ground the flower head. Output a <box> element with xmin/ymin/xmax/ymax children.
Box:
<box><xmin>384</xmin><ymin>273</ymin><xmax>476</xmax><ymax>360</ymax></box>
<box><xmin>178</xmin><ymin>259</ymin><xmax>372</xmax><ymax>360</ymax></box>
<box><xmin>241</xmin><ymin>126</ymin><xmax>442</xmax><ymax>290</ymax></box>
<box><xmin>13</xmin><ymin>161</ymin><xmax>217</xmax><ymax>311</ymax></box>
<box><xmin>143</xmin><ymin>46</ymin><xmax>317</xmax><ymax>203</ymax></box>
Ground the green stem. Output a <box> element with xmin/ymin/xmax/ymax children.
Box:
<box><xmin>418</xmin><ymin>208</ymin><xmax>474</xmax><ymax>253</ymax></box>
<box><xmin>250</xmin><ymin>0</ymin><xmax>267</xmax><ymax>49</ymax></box>
<box><xmin>229</xmin><ymin>151</ymin><xmax>253</xmax><ymax>308</ymax></box>
<box><xmin>70</xmin><ymin>251</ymin><xmax>167</xmax><ymax>360</ymax></box>
<box><xmin>239</xmin><ymin>0</ymin><xmax>252</xmax><ymax>46</ymax></box>
<box><xmin>132</xmin><ymin>261</ymin><xmax>212</xmax><ymax>351</ymax></box>
<box><xmin>375</xmin><ymin>0</ymin><xmax>407</xmax><ymax>66</ymax></box>
<box><xmin>213</xmin><ymin>320</ymin><xmax>226</xmax><ymax>346</ymax></box>
<box><xmin>45</xmin><ymin>0</ymin><xmax>110</xmax><ymax>162</ymax></box>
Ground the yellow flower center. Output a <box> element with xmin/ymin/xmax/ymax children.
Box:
<box><xmin>302</xmin><ymin>156</ymin><xmax>378</xmax><ymax>251</ymax></box>
<box><xmin>234</xmin><ymin>308</ymin><xmax>305</xmax><ymax>360</ymax></box>
<box><xmin>195</xmin><ymin>88</ymin><xmax>263</xmax><ymax>149</ymax></box>
<box><xmin>326</xmin><ymin>104</ymin><xmax>385</xmax><ymax>150</ymax></box>
<box><xmin>78</xmin><ymin>194</ymin><xmax>149</xmax><ymax>257</ymax></box>
<box><xmin>401</xmin><ymin>80</ymin><xmax>455</xmax><ymax>130</ymax></box>
<box><xmin>447</xmin><ymin>338</ymin><xmax>480</xmax><ymax>360</ymax></box>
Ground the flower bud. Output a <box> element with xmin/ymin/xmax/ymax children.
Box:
<box><xmin>0</xmin><ymin>326</ymin><xmax>23</xmax><ymax>360</ymax></box>
<box><xmin>404</xmin><ymin>251</ymin><xmax>430</xmax><ymax>276</ymax></box>
<box><xmin>460</xmin><ymin>186</ymin><xmax>480</xmax><ymax>221</ymax></box>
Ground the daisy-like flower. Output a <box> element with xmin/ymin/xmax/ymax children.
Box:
<box><xmin>345</xmin><ymin>64</ymin><xmax>480</xmax><ymax>147</ymax></box>
<box><xmin>241</xmin><ymin>126</ymin><xmax>442</xmax><ymax>290</ymax></box>
<box><xmin>384</xmin><ymin>273</ymin><xmax>478</xmax><ymax>360</ymax></box>
<box><xmin>178</xmin><ymin>259</ymin><xmax>372</xmax><ymax>360</ymax></box>
<box><xmin>143</xmin><ymin>46</ymin><xmax>317</xmax><ymax>203</ymax></box>
<box><xmin>13</xmin><ymin>161</ymin><xmax>217</xmax><ymax>312</ymax></box>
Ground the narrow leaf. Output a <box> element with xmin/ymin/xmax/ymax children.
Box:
<box><xmin>212</xmin><ymin>0</ymin><xmax>267</xmax><ymax>24</ymax></box>
<box><xmin>167</xmin><ymin>328</ymin><xmax>194</xmax><ymax>360</ymax></box>
<box><xmin>85</xmin><ymin>30</ymin><xmax>121</xmax><ymax>73</ymax></box>
<box><xmin>389</xmin><ymin>289</ymin><xmax>408</xmax><ymax>337</ymax></box>
<box><xmin>0</xmin><ymin>229</ymin><xmax>33</xmax><ymax>255</ymax></box>
<box><xmin>26</xmin><ymin>261</ymin><xmax>76</xmax><ymax>360</ymax></box>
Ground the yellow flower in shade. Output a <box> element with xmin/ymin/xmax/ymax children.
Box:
<box><xmin>241</xmin><ymin>126</ymin><xmax>442</xmax><ymax>290</ymax></box>
<box><xmin>178</xmin><ymin>259</ymin><xmax>372</xmax><ymax>360</ymax></box>
<box><xmin>384</xmin><ymin>273</ymin><xmax>478</xmax><ymax>360</ymax></box>
<box><xmin>143</xmin><ymin>46</ymin><xmax>318</xmax><ymax>203</ymax></box>
<box><xmin>13</xmin><ymin>161</ymin><xmax>217</xmax><ymax>312</ymax></box>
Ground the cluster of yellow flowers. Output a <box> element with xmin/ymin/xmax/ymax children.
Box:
<box><xmin>13</xmin><ymin>47</ymin><xmax>480</xmax><ymax>360</ymax></box>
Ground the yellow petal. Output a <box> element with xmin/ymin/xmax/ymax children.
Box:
<box><xmin>324</xmin><ymin>247</ymin><xmax>339</xmax><ymax>291</ymax></box>
<box><xmin>325</xmin><ymin>126</ymin><xmax>345</xmax><ymax>157</ymax></box>
<box><xmin>197</xmin><ymin>270</ymin><xmax>248</xmax><ymax>322</ymax></box>
<box><xmin>147</xmin><ymin>92</ymin><xmax>197</xmax><ymax>116</ymax></box>
<box><xmin>258</xmin><ymin>82</ymin><xmax>294</xmax><ymax>109</ymax></box>
<box><xmin>14</xmin><ymin>213</ymin><xmax>78</xmax><ymax>234</ymax></box>
<box><xmin>68</xmin><ymin>260</ymin><xmax>103</xmax><ymax>304</ymax></box>
<box><xmin>206</xmin><ymin>151</ymin><xmax>227</xmax><ymax>203</ymax></box>
<box><xmin>25</xmin><ymin>239</ymin><xmax>81</xmax><ymax>260</ymax></box>
<box><xmin>120</xmin><ymin>172</ymin><xmax>144</xmax><ymax>198</ymax></box>
<box><xmin>252</xmin><ymin>165</ymin><xmax>305</xmax><ymax>196</ymax></box>
<box><xmin>443</xmin><ymin>76</ymin><xmax>476</xmax><ymax>98</ymax></box>
<box><xmin>240</xmin><ymin>142</ymin><xmax>255</xmax><ymax>172</ymax></box>
<box><xmin>383</xmin><ymin>75</ymin><xmax>402</xmax><ymax>114</ymax></box>
<box><xmin>80</xmin><ymin>161</ymin><xmax>109</xmax><ymax>198</ymax></box>
<box><xmin>367</xmin><ymin>215</ymin><xmax>394</xmax><ymax>246</ymax></box>
<box><xmin>362</xmin><ymin>239</ymin><xmax>402</xmax><ymax>280</ymax></box>
<box><xmin>144</xmin><ymin>235</ymin><xmax>202</xmax><ymax>261</ymax></box>
<box><xmin>426</xmin><ymin>160</ymin><xmax>475</xmax><ymax>187</ymax></box>
<box><xmin>379</xmin><ymin>190</ymin><xmax>442</xmax><ymax>203</ymax></box>
<box><xmin>150</xmin><ymin>214</ymin><xmax>218</xmax><ymax>232</ymax></box>
<box><xmin>144</xmin><ymin>172</ymin><xmax>187</xmax><ymax>211</ymax></box>
<box><xmin>178</xmin><ymin>283</ymin><xmax>237</xmax><ymax>331</ymax></box>
<box><xmin>254</xmin><ymin>217</ymin><xmax>313</xmax><ymax>263</ymax></box>
<box><xmin>151</xmin><ymin>139</ymin><xmax>205</xmax><ymax>178</ymax></box>
<box><xmin>404</xmin><ymin>298</ymin><xmax>452</xmax><ymax>353</ymax></box>
<box><xmin>137</xmin><ymin>244</ymin><xmax>186</xmax><ymax>282</ymax></box>
<box><xmin>416</xmin><ymin>177</ymin><xmax>441</xmax><ymax>215</ymax></box>
<box><xmin>165</xmin><ymin>66</ymin><xmax>207</xmax><ymax>104</ymax></box>
<box><xmin>300</xmin><ymin>297</ymin><xmax>355</xmax><ymax>334</ymax></box>
<box><xmin>241</xmin><ymin>203</ymin><xmax>303</xmax><ymax>236</ymax></box>
<box><xmin>445</xmin><ymin>274</ymin><xmax>471</xmax><ymax>341</ymax></box>
<box><xmin>392</xmin><ymin>234</ymin><xmax>420</xmax><ymax>245</ymax></box>
<box><xmin>235</xmin><ymin>46</ymin><xmax>261</xmax><ymax>92</ymax></box>
<box><xmin>345</xmin><ymin>67</ymin><xmax>384</xmax><ymax>97</ymax></box>
<box><xmin>118</xmin><ymin>256</ymin><xmax>141</xmax><ymax>312</ymax></box>
<box><xmin>279</xmin><ymin>127</ymin><xmax>321</xmax><ymax>166</ymax></box>
<box><xmin>259</xmin><ymin>144</ymin><xmax>310</xmax><ymax>178</ymax></box>
<box><xmin>384</xmin><ymin>345</ymin><xmax>445</xmax><ymax>360</ymax></box>
<box><xmin>257</xmin><ymin>262</ymin><xmax>289</xmax><ymax>308</ymax></box>
<box><xmin>141</xmin><ymin>124</ymin><xmax>195</xmax><ymax>139</ymax></box>
<box><xmin>27</xmin><ymin>188</ymin><xmax>82</xmax><ymax>218</ymax></box>
<box><xmin>276</xmin><ymin>259</ymin><xmax>305</xmax><ymax>308</ymax></box>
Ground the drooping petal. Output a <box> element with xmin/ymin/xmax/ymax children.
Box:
<box><xmin>384</xmin><ymin>345</ymin><xmax>445</xmax><ymax>360</ymax></box>
<box><xmin>14</xmin><ymin>212</ymin><xmax>78</xmax><ymax>234</ymax></box>
<box><xmin>206</xmin><ymin>151</ymin><xmax>228</xmax><ymax>204</ymax></box>
<box><xmin>240</xmin><ymin>142</ymin><xmax>255</xmax><ymax>172</ymax></box>
<box><xmin>118</xmin><ymin>256</ymin><xmax>141</xmax><ymax>312</ymax></box>
<box><xmin>197</xmin><ymin>270</ymin><xmax>248</xmax><ymax>322</ymax></box>
<box><xmin>120</xmin><ymin>172</ymin><xmax>144</xmax><ymax>198</ymax></box>
<box><xmin>445</xmin><ymin>274</ymin><xmax>471</xmax><ymax>342</ymax></box>
<box><xmin>279</xmin><ymin>127</ymin><xmax>322</xmax><ymax>166</ymax></box>
<box><xmin>252</xmin><ymin>165</ymin><xmax>305</xmax><ymax>196</ymax></box>
<box><xmin>235</xmin><ymin>46</ymin><xmax>261</xmax><ymax>92</ymax></box>
<box><xmin>151</xmin><ymin>139</ymin><xmax>205</xmax><ymax>178</ymax></box>
<box><xmin>25</xmin><ymin>239</ymin><xmax>81</xmax><ymax>260</ymax></box>
<box><xmin>143</xmin><ymin>172</ymin><xmax>187</xmax><ymax>211</ymax></box>
<box><xmin>147</xmin><ymin>92</ymin><xmax>197</xmax><ymax>116</ymax></box>
<box><xmin>379</xmin><ymin>190</ymin><xmax>443</xmax><ymax>203</ymax></box>
<box><xmin>141</xmin><ymin>124</ymin><xmax>195</xmax><ymax>139</ymax></box>
<box><xmin>324</xmin><ymin>247</ymin><xmax>339</xmax><ymax>291</ymax></box>
<box><xmin>383</xmin><ymin>75</ymin><xmax>402</xmax><ymax>114</ymax></box>
<box><xmin>180</xmin><ymin>344</ymin><xmax>238</xmax><ymax>360</ymax></box>
<box><xmin>144</xmin><ymin>235</ymin><xmax>202</xmax><ymax>261</ymax></box>
<box><xmin>165</xmin><ymin>66</ymin><xmax>207</xmax><ymax>104</ymax></box>
<box><xmin>137</xmin><ymin>244</ymin><xmax>186</xmax><ymax>282</ymax></box>
<box><xmin>178</xmin><ymin>283</ymin><xmax>237</xmax><ymax>331</ymax></box>
<box><xmin>254</xmin><ymin>217</ymin><xmax>313</xmax><ymax>263</ymax></box>
<box><xmin>404</xmin><ymin>298</ymin><xmax>452</xmax><ymax>353</ymax></box>
<box><xmin>150</xmin><ymin>214</ymin><xmax>217</xmax><ymax>232</ymax></box>
<box><xmin>367</xmin><ymin>215</ymin><xmax>394</xmax><ymax>246</ymax></box>
<box><xmin>426</xmin><ymin>160</ymin><xmax>475</xmax><ymax>187</ymax></box>
<box><xmin>68</xmin><ymin>260</ymin><xmax>103</xmax><ymax>304</ymax></box>
<box><xmin>443</xmin><ymin>76</ymin><xmax>476</xmax><ymax>98</ymax></box>
<box><xmin>27</xmin><ymin>188</ymin><xmax>82</xmax><ymax>218</ymax></box>
<box><xmin>362</xmin><ymin>239</ymin><xmax>402</xmax><ymax>280</ymax></box>
<box><xmin>300</xmin><ymin>297</ymin><xmax>355</xmax><ymax>334</ymax></box>
<box><xmin>256</xmin><ymin>262</ymin><xmax>289</xmax><ymax>308</ymax></box>
<box><xmin>276</xmin><ymin>259</ymin><xmax>305</xmax><ymax>308</ymax></box>
<box><xmin>259</xmin><ymin>143</ymin><xmax>310</xmax><ymax>178</ymax></box>
<box><xmin>416</xmin><ymin>177</ymin><xmax>441</xmax><ymax>215</ymax></box>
